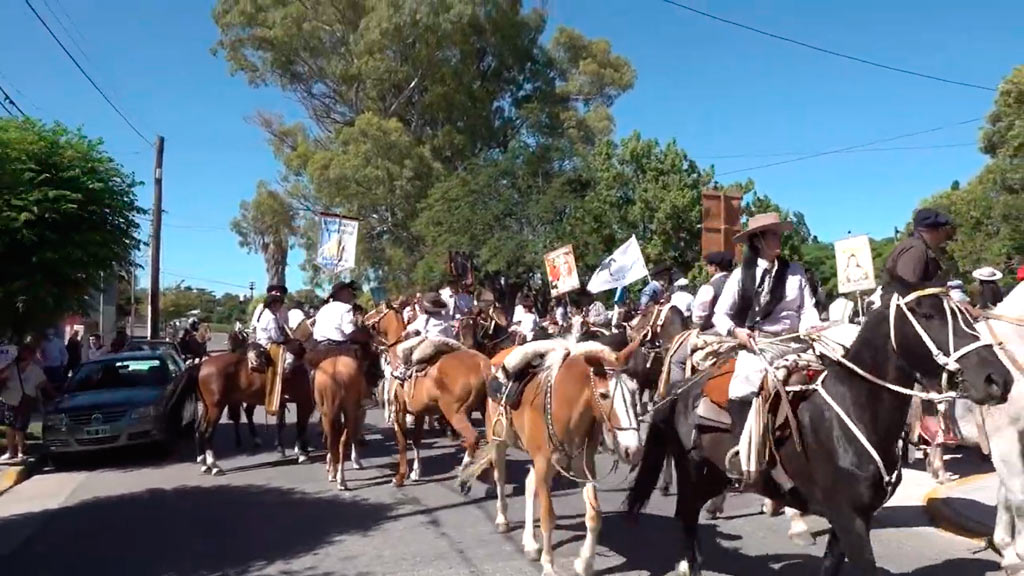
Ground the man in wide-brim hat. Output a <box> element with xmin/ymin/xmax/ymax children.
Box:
<box><xmin>393</xmin><ymin>291</ymin><xmax>457</xmax><ymax>381</ymax></box>
<box><xmin>639</xmin><ymin>263</ymin><xmax>674</xmax><ymax>310</ymax></box>
<box><xmin>249</xmin><ymin>283</ymin><xmax>289</xmax><ymax>338</ymax></box>
<box><xmin>709</xmin><ymin>212</ymin><xmax>821</xmax><ymax>482</ymax></box>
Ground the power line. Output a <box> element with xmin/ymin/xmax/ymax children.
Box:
<box><xmin>41</xmin><ymin>0</ymin><xmax>94</xmax><ymax>67</ymax></box>
<box><xmin>701</xmin><ymin>141</ymin><xmax>975</xmax><ymax>160</ymax></box>
<box><xmin>658</xmin><ymin>0</ymin><xmax>996</xmax><ymax>92</ymax></box>
<box><xmin>25</xmin><ymin>0</ymin><xmax>153</xmax><ymax>146</ymax></box>
<box><xmin>0</xmin><ymin>100</ymin><xmax>13</xmax><ymax>116</ymax></box>
<box><xmin>716</xmin><ymin>117</ymin><xmax>982</xmax><ymax>176</ymax></box>
<box><xmin>161</xmin><ymin>270</ymin><xmax>250</xmax><ymax>290</ymax></box>
<box><xmin>0</xmin><ymin>83</ymin><xmax>26</xmax><ymax>116</ymax></box>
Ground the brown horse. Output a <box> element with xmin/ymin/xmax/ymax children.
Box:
<box><xmin>313</xmin><ymin>351</ymin><xmax>367</xmax><ymax>490</ymax></box>
<box><xmin>458</xmin><ymin>340</ymin><xmax>643</xmax><ymax>576</ymax></box>
<box><xmin>365</xmin><ymin>303</ymin><xmax>492</xmax><ymax>486</ymax></box>
<box><xmin>172</xmin><ymin>344</ymin><xmax>315</xmax><ymax>475</ymax></box>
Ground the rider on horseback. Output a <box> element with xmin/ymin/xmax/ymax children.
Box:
<box><xmin>393</xmin><ymin>292</ymin><xmax>457</xmax><ymax>381</ymax></box>
<box><xmin>639</xmin><ymin>263</ymin><xmax>673</xmax><ymax>310</ymax></box>
<box><xmin>510</xmin><ymin>294</ymin><xmax>540</xmax><ymax>343</ymax></box>
<box><xmin>665</xmin><ymin>251</ymin><xmax>734</xmax><ymax>386</ymax></box>
<box><xmin>312</xmin><ymin>280</ymin><xmax>376</xmax><ymax>409</ymax></box>
<box><xmin>250</xmin><ymin>284</ymin><xmax>288</xmax><ymax>339</ymax></box>
<box><xmin>711</xmin><ymin>213</ymin><xmax>821</xmax><ymax>473</ymax></box>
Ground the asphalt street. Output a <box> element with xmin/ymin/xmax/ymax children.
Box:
<box><xmin>0</xmin><ymin>406</ymin><xmax>1006</xmax><ymax>576</ymax></box>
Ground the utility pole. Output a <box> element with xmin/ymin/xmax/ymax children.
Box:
<box><xmin>248</xmin><ymin>281</ymin><xmax>255</xmax><ymax>301</ymax></box>
<box><xmin>147</xmin><ymin>135</ymin><xmax>165</xmax><ymax>339</ymax></box>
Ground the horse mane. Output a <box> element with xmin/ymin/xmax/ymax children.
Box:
<box><xmin>502</xmin><ymin>340</ymin><xmax>569</xmax><ymax>374</ymax></box>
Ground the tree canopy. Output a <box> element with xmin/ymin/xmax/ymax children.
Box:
<box><xmin>921</xmin><ymin>65</ymin><xmax>1024</xmax><ymax>278</ymax></box>
<box><xmin>230</xmin><ymin>181</ymin><xmax>297</xmax><ymax>287</ymax></box>
<box><xmin>0</xmin><ymin>117</ymin><xmax>143</xmax><ymax>339</ymax></box>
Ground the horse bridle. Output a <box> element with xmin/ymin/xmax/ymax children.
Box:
<box><xmin>364</xmin><ymin>306</ymin><xmax>404</xmax><ymax>349</ymax></box>
<box><xmin>889</xmin><ymin>287</ymin><xmax>995</xmax><ymax>392</ymax></box>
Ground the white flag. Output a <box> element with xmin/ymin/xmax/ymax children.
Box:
<box><xmin>586</xmin><ymin>235</ymin><xmax>650</xmax><ymax>294</ymax></box>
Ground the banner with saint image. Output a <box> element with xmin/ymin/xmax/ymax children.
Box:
<box><xmin>317</xmin><ymin>214</ymin><xmax>359</xmax><ymax>272</ymax></box>
<box><xmin>834</xmin><ymin>235</ymin><xmax>876</xmax><ymax>294</ymax></box>
<box><xmin>544</xmin><ymin>244</ymin><xmax>580</xmax><ymax>296</ymax></box>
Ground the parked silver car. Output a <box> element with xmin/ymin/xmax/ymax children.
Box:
<box><xmin>43</xmin><ymin>351</ymin><xmax>183</xmax><ymax>456</ymax></box>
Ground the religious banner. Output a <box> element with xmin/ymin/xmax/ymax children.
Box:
<box><xmin>834</xmin><ymin>235</ymin><xmax>876</xmax><ymax>294</ymax></box>
<box><xmin>587</xmin><ymin>235</ymin><xmax>650</xmax><ymax>294</ymax></box>
<box><xmin>544</xmin><ymin>244</ymin><xmax>580</xmax><ymax>297</ymax></box>
<box><xmin>317</xmin><ymin>214</ymin><xmax>359</xmax><ymax>272</ymax></box>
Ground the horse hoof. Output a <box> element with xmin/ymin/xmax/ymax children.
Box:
<box><xmin>705</xmin><ymin>510</ymin><xmax>720</xmax><ymax>520</ymax></box>
<box><xmin>391</xmin><ymin>477</ymin><xmax>405</xmax><ymax>488</ymax></box>
<box><xmin>196</xmin><ymin>455</ymin><xmax>206</xmax><ymax>464</ymax></box>
<box><xmin>277</xmin><ymin>448</ymin><xmax>287</xmax><ymax>458</ymax></box>
<box><xmin>410</xmin><ymin>470</ymin><xmax>420</xmax><ymax>482</ymax></box>
<box><xmin>352</xmin><ymin>458</ymin><xmax>364</xmax><ymax>470</ymax></box>
<box><xmin>200</xmin><ymin>465</ymin><xmax>211</xmax><ymax>474</ymax></box>
<box><xmin>457</xmin><ymin>480</ymin><xmax>472</xmax><ymax>496</ymax></box>
<box><xmin>337</xmin><ymin>483</ymin><xmax>350</xmax><ymax>491</ymax></box>
<box><xmin>328</xmin><ymin>474</ymin><xmax>337</xmax><ymax>483</ymax></box>
<box><xmin>524</xmin><ymin>546</ymin><xmax>541</xmax><ymax>561</ymax></box>
<box><xmin>676</xmin><ymin>559</ymin><xmax>694</xmax><ymax>576</ymax></box>
<box><xmin>496</xmin><ymin>521</ymin><xmax>510</xmax><ymax>534</ymax></box>
<box><xmin>574</xmin><ymin>556</ymin><xmax>594</xmax><ymax>576</ymax></box>
<box><xmin>210</xmin><ymin>467</ymin><xmax>225</xmax><ymax>477</ymax></box>
<box><xmin>788</xmin><ymin>530</ymin><xmax>815</xmax><ymax>547</ymax></box>
<box><xmin>297</xmin><ymin>453</ymin><xmax>310</xmax><ymax>464</ymax></box>
<box><xmin>659</xmin><ymin>485</ymin><xmax>671</xmax><ymax>497</ymax></box>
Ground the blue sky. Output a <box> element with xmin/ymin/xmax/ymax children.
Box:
<box><xmin>2</xmin><ymin>0</ymin><xmax>1021</xmax><ymax>295</ymax></box>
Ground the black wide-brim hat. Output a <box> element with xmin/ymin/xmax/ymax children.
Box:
<box><xmin>420</xmin><ymin>292</ymin><xmax>448</xmax><ymax>313</ymax></box>
<box><xmin>266</xmin><ymin>284</ymin><xmax>288</xmax><ymax>295</ymax></box>
<box><xmin>913</xmin><ymin>208</ymin><xmax>952</xmax><ymax>230</ymax></box>
<box><xmin>264</xmin><ymin>293</ymin><xmax>285</xmax><ymax>307</ymax></box>
<box><xmin>704</xmin><ymin>250</ymin><xmax>734</xmax><ymax>269</ymax></box>
<box><xmin>329</xmin><ymin>280</ymin><xmax>361</xmax><ymax>297</ymax></box>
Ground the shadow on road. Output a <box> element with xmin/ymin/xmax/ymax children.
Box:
<box><xmin>0</xmin><ymin>483</ymin><xmax>390</xmax><ymax>575</ymax></box>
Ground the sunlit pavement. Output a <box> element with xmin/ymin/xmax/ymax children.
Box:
<box><xmin>0</xmin><ymin>407</ymin><xmax>1005</xmax><ymax>575</ymax></box>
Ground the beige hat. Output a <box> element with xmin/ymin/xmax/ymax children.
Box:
<box><xmin>734</xmin><ymin>212</ymin><xmax>794</xmax><ymax>243</ymax></box>
<box><xmin>972</xmin><ymin>267</ymin><xmax>1003</xmax><ymax>281</ymax></box>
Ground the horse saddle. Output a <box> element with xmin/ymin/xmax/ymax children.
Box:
<box><xmin>693</xmin><ymin>357</ymin><xmax>820</xmax><ymax>432</ymax></box>
<box><xmin>246</xmin><ymin>343</ymin><xmax>271</xmax><ymax>374</ymax></box>
<box><xmin>305</xmin><ymin>341</ymin><xmax>361</xmax><ymax>370</ymax></box>
<box><xmin>486</xmin><ymin>358</ymin><xmax>544</xmax><ymax>411</ymax></box>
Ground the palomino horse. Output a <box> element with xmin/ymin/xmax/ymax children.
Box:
<box><xmin>365</xmin><ymin>304</ymin><xmax>493</xmax><ymax>486</ymax></box>
<box><xmin>458</xmin><ymin>339</ymin><xmax>642</xmax><ymax>576</ymax></box>
<box><xmin>627</xmin><ymin>281</ymin><xmax>1013</xmax><ymax>575</ymax></box>
<box><xmin>170</xmin><ymin>340</ymin><xmax>315</xmax><ymax>475</ymax></box>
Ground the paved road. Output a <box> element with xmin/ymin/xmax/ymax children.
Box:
<box><xmin>0</xmin><ymin>407</ymin><xmax>1006</xmax><ymax>576</ymax></box>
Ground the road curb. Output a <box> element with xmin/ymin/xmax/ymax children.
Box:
<box><xmin>0</xmin><ymin>464</ymin><xmax>32</xmax><ymax>497</ymax></box>
<box><xmin>923</xmin><ymin>472</ymin><xmax>995</xmax><ymax>541</ymax></box>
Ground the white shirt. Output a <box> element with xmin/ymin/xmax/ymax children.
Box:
<box><xmin>287</xmin><ymin>309</ymin><xmax>307</xmax><ymax>332</ymax></box>
<box><xmin>828</xmin><ymin>297</ymin><xmax>855</xmax><ymax>324</ymax></box>
<box><xmin>512</xmin><ymin>308</ymin><xmax>540</xmax><ymax>341</ymax></box>
<box><xmin>555</xmin><ymin>305</ymin><xmax>568</xmax><ymax>326</ymax></box>
<box><xmin>313</xmin><ymin>301</ymin><xmax>357</xmax><ymax>342</ymax></box>
<box><xmin>39</xmin><ymin>336</ymin><xmax>68</xmax><ymax>368</ymax></box>
<box><xmin>1</xmin><ymin>362</ymin><xmax>45</xmax><ymax>405</ymax></box>
<box><xmin>669</xmin><ymin>290</ymin><xmax>695</xmax><ymax>316</ymax></box>
<box><xmin>712</xmin><ymin>260</ymin><xmax>821</xmax><ymax>337</ymax></box>
<box><xmin>250</xmin><ymin>303</ymin><xmax>287</xmax><ymax>334</ymax></box>
<box><xmin>254</xmin><ymin>307</ymin><xmax>286</xmax><ymax>346</ymax></box>
<box><xmin>691</xmin><ymin>272</ymin><xmax>729</xmax><ymax>327</ymax></box>
<box><xmin>408</xmin><ymin>312</ymin><xmax>455</xmax><ymax>339</ymax></box>
<box><xmin>402</xmin><ymin>306</ymin><xmax>416</xmax><ymax>325</ymax></box>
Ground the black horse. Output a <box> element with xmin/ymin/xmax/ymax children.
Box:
<box><xmin>626</xmin><ymin>281</ymin><xmax>1013</xmax><ymax>575</ymax></box>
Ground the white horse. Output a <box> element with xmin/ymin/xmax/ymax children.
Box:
<box><xmin>974</xmin><ymin>284</ymin><xmax>1024</xmax><ymax>573</ymax></box>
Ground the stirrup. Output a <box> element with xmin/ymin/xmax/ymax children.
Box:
<box><xmin>724</xmin><ymin>446</ymin><xmax>744</xmax><ymax>481</ymax></box>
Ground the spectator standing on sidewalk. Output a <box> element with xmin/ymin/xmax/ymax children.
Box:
<box><xmin>1</xmin><ymin>342</ymin><xmax>50</xmax><ymax>462</ymax></box>
<box><xmin>85</xmin><ymin>333</ymin><xmax>108</xmax><ymax>362</ymax></box>
<box><xmin>38</xmin><ymin>328</ymin><xmax>68</xmax><ymax>386</ymax></box>
<box><xmin>65</xmin><ymin>330</ymin><xmax>82</xmax><ymax>375</ymax></box>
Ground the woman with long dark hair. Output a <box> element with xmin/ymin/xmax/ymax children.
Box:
<box><xmin>972</xmin><ymin>266</ymin><xmax>1005</xmax><ymax>309</ymax></box>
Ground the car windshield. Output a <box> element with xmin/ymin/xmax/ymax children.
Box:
<box><xmin>69</xmin><ymin>358</ymin><xmax>171</xmax><ymax>392</ymax></box>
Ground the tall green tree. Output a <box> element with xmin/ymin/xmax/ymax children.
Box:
<box><xmin>230</xmin><ymin>182</ymin><xmax>297</xmax><ymax>287</ymax></box>
<box><xmin>0</xmin><ymin>118</ymin><xmax>143</xmax><ymax>339</ymax></box>
<box><xmin>921</xmin><ymin>65</ymin><xmax>1024</xmax><ymax>276</ymax></box>
<box><xmin>212</xmin><ymin>0</ymin><xmax>636</xmax><ymax>291</ymax></box>
<box><xmin>742</xmin><ymin>191</ymin><xmax>815</xmax><ymax>261</ymax></box>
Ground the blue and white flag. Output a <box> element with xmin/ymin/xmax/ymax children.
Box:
<box><xmin>317</xmin><ymin>215</ymin><xmax>359</xmax><ymax>272</ymax></box>
<box><xmin>586</xmin><ymin>235</ymin><xmax>650</xmax><ymax>294</ymax></box>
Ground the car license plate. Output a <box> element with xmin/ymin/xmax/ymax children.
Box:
<box><xmin>84</xmin><ymin>426</ymin><xmax>110</xmax><ymax>437</ymax></box>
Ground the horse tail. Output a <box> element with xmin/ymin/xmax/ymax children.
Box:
<box><xmin>456</xmin><ymin>440</ymin><xmax>499</xmax><ymax>493</ymax></box>
<box><xmin>163</xmin><ymin>363</ymin><xmax>201</xmax><ymax>438</ymax></box>
<box><xmin>625</xmin><ymin>397</ymin><xmax>679</xmax><ymax>516</ymax></box>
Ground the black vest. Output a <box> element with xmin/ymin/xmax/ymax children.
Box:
<box><xmin>730</xmin><ymin>259</ymin><xmax>791</xmax><ymax>331</ymax></box>
<box><xmin>699</xmin><ymin>273</ymin><xmax>731</xmax><ymax>332</ymax></box>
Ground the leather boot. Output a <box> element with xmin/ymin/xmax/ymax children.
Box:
<box><xmin>728</xmin><ymin>398</ymin><xmax>753</xmax><ymax>441</ymax></box>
